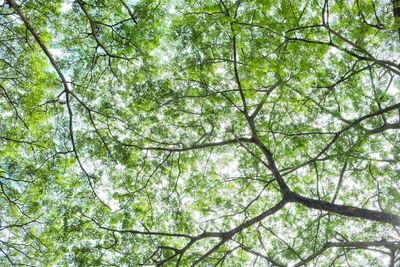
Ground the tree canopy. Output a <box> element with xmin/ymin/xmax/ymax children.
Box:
<box><xmin>0</xmin><ymin>0</ymin><xmax>400</xmax><ymax>266</ymax></box>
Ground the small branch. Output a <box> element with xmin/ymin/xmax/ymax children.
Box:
<box><xmin>331</xmin><ymin>161</ymin><xmax>347</xmax><ymax>203</ymax></box>
<box><xmin>124</xmin><ymin>137</ymin><xmax>254</xmax><ymax>152</ymax></box>
<box><xmin>250</xmin><ymin>81</ymin><xmax>279</xmax><ymax>120</ymax></box>
<box><xmin>119</xmin><ymin>0</ymin><xmax>138</xmax><ymax>24</ymax></box>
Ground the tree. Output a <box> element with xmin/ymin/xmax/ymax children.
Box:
<box><xmin>0</xmin><ymin>0</ymin><xmax>399</xmax><ymax>265</ymax></box>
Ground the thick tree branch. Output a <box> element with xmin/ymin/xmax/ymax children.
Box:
<box><xmin>288</xmin><ymin>192</ymin><xmax>400</xmax><ymax>226</ymax></box>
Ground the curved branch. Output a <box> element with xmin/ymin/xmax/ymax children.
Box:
<box><xmin>293</xmin><ymin>240</ymin><xmax>400</xmax><ymax>267</ymax></box>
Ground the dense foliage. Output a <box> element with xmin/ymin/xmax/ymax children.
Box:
<box><xmin>1</xmin><ymin>0</ymin><xmax>400</xmax><ymax>266</ymax></box>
